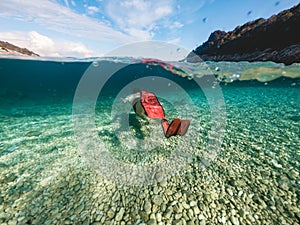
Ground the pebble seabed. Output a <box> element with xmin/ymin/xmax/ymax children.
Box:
<box><xmin>0</xmin><ymin>86</ymin><xmax>299</xmax><ymax>225</ymax></box>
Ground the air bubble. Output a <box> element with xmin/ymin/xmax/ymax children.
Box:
<box><xmin>212</xmin><ymin>81</ymin><xmax>219</xmax><ymax>88</ymax></box>
<box><xmin>92</xmin><ymin>61</ymin><xmax>99</xmax><ymax>67</ymax></box>
<box><xmin>231</xmin><ymin>74</ymin><xmax>240</xmax><ymax>79</ymax></box>
<box><xmin>168</xmin><ymin>83</ymin><xmax>171</xmax><ymax>87</ymax></box>
<box><xmin>187</xmin><ymin>74</ymin><xmax>194</xmax><ymax>80</ymax></box>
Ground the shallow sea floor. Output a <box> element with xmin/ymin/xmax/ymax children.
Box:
<box><xmin>0</xmin><ymin>84</ymin><xmax>299</xmax><ymax>225</ymax></box>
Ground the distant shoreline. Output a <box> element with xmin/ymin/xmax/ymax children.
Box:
<box><xmin>188</xmin><ymin>4</ymin><xmax>300</xmax><ymax>65</ymax></box>
<box><xmin>0</xmin><ymin>40</ymin><xmax>39</xmax><ymax>57</ymax></box>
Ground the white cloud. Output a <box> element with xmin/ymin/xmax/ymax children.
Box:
<box><xmin>86</xmin><ymin>6</ymin><xmax>100</xmax><ymax>15</ymax></box>
<box><xmin>0</xmin><ymin>31</ymin><xmax>96</xmax><ymax>57</ymax></box>
<box><xmin>28</xmin><ymin>31</ymin><xmax>56</xmax><ymax>55</ymax></box>
<box><xmin>167</xmin><ymin>37</ymin><xmax>181</xmax><ymax>44</ymax></box>
<box><xmin>125</xmin><ymin>28</ymin><xmax>154</xmax><ymax>40</ymax></box>
<box><xmin>106</xmin><ymin>0</ymin><xmax>174</xmax><ymax>39</ymax></box>
<box><xmin>106</xmin><ymin>41</ymin><xmax>189</xmax><ymax>61</ymax></box>
<box><xmin>154</xmin><ymin>6</ymin><xmax>172</xmax><ymax>17</ymax></box>
<box><xmin>170</xmin><ymin>21</ymin><xmax>184</xmax><ymax>29</ymax></box>
<box><xmin>64</xmin><ymin>0</ymin><xmax>69</xmax><ymax>7</ymax></box>
<box><xmin>0</xmin><ymin>0</ymin><xmax>208</xmax><ymax>57</ymax></box>
<box><xmin>0</xmin><ymin>0</ymin><xmax>136</xmax><ymax>45</ymax></box>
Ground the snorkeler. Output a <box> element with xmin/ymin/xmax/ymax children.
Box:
<box><xmin>122</xmin><ymin>89</ymin><xmax>190</xmax><ymax>138</ymax></box>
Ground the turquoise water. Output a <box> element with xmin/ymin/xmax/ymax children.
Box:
<box><xmin>0</xmin><ymin>57</ymin><xmax>299</xmax><ymax>225</ymax></box>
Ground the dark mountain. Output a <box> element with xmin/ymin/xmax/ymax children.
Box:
<box><xmin>0</xmin><ymin>40</ymin><xmax>39</xmax><ymax>56</ymax></box>
<box><xmin>188</xmin><ymin>4</ymin><xmax>300</xmax><ymax>65</ymax></box>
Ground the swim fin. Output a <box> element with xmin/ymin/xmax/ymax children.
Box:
<box><xmin>165</xmin><ymin>118</ymin><xmax>181</xmax><ymax>138</ymax></box>
<box><xmin>161</xmin><ymin>119</ymin><xmax>169</xmax><ymax>137</ymax></box>
<box><xmin>177</xmin><ymin>119</ymin><xmax>190</xmax><ymax>136</ymax></box>
<box><xmin>161</xmin><ymin>118</ymin><xmax>190</xmax><ymax>138</ymax></box>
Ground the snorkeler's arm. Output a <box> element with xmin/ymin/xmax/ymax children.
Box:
<box><xmin>121</xmin><ymin>92</ymin><xmax>141</xmax><ymax>104</ymax></box>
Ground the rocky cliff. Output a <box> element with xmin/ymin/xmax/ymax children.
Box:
<box><xmin>0</xmin><ymin>41</ymin><xmax>39</xmax><ymax>56</ymax></box>
<box><xmin>188</xmin><ymin>4</ymin><xmax>300</xmax><ymax>65</ymax></box>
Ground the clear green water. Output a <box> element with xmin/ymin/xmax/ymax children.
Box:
<box><xmin>0</xmin><ymin>57</ymin><xmax>299</xmax><ymax>225</ymax></box>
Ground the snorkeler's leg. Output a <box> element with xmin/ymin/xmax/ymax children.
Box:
<box><xmin>133</xmin><ymin>101</ymin><xmax>145</xmax><ymax>117</ymax></box>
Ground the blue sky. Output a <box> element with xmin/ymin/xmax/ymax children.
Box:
<box><xmin>0</xmin><ymin>0</ymin><xmax>298</xmax><ymax>58</ymax></box>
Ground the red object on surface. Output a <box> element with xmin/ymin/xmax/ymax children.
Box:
<box><xmin>140</xmin><ymin>91</ymin><xmax>165</xmax><ymax>119</ymax></box>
